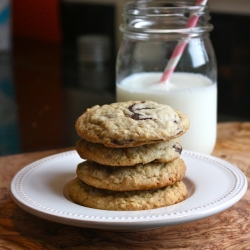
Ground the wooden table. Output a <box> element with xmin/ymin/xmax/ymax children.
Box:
<box><xmin>0</xmin><ymin>122</ymin><xmax>250</xmax><ymax>249</ymax></box>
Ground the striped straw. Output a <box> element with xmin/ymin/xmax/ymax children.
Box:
<box><xmin>160</xmin><ymin>0</ymin><xmax>208</xmax><ymax>83</ymax></box>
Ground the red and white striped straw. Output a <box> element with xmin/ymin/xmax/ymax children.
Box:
<box><xmin>160</xmin><ymin>0</ymin><xmax>208</xmax><ymax>83</ymax></box>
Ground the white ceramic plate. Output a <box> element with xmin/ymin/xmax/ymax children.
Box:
<box><xmin>11</xmin><ymin>150</ymin><xmax>247</xmax><ymax>232</ymax></box>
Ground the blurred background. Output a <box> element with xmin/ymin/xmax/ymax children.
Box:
<box><xmin>0</xmin><ymin>0</ymin><xmax>249</xmax><ymax>156</ymax></box>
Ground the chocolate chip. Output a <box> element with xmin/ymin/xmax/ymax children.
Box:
<box><xmin>112</xmin><ymin>139</ymin><xmax>133</xmax><ymax>146</ymax></box>
<box><xmin>131</xmin><ymin>113</ymin><xmax>140</xmax><ymax>120</ymax></box>
<box><xmin>173</xmin><ymin>143</ymin><xmax>182</xmax><ymax>154</ymax></box>
<box><xmin>128</xmin><ymin>103</ymin><xmax>153</xmax><ymax>121</ymax></box>
<box><xmin>128</xmin><ymin>104</ymin><xmax>136</xmax><ymax>113</ymax></box>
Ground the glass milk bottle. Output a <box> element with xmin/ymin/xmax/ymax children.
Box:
<box><xmin>116</xmin><ymin>0</ymin><xmax>217</xmax><ymax>155</ymax></box>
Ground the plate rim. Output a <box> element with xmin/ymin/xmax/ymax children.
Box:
<box><xmin>10</xmin><ymin>150</ymin><xmax>248</xmax><ymax>230</ymax></box>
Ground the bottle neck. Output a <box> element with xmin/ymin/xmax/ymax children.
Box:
<box><xmin>121</xmin><ymin>0</ymin><xmax>213</xmax><ymax>39</ymax></box>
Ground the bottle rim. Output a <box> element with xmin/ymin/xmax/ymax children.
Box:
<box><xmin>124</xmin><ymin>0</ymin><xmax>208</xmax><ymax>14</ymax></box>
<box><xmin>122</xmin><ymin>0</ymin><xmax>212</xmax><ymax>35</ymax></box>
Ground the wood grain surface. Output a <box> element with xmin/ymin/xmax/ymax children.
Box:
<box><xmin>0</xmin><ymin>123</ymin><xmax>250</xmax><ymax>250</ymax></box>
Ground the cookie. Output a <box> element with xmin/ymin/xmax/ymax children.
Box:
<box><xmin>68</xmin><ymin>178</ymin><xmax>187</xmax><ymax>211</ymax></box>
<box><xmin>75</xmin><ymin>100</ymin><xmax>190</xmax><ymax>148</ymax></box>
<box><xmin>76</xmin><ymin>158</ymin><xmax>186</xmax><ymax>191</ymax></box>
<box><xmin>76</xmin><ymin>138</ymin><xmax>182</xmax><ymax>166</ymax></box>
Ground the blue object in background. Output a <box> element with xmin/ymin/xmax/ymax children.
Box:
<box><xmin>0</xmin><ymin>0</ymin><xmax>11</xmax><ymax>51</ymax></box>
<box><xmin>0</xmin><ymin>53</ymin><xmax>20</xmax><ymax>156</ymax></box>
<box><xmin>0</xmin><ymin>2</ymin><xmax>10</xmax><ymax>23</ymax></box>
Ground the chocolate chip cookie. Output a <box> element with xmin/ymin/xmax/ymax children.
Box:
<box><xmin>76</xmin><ymin>138</ymin><xmax>182</xmax><ymax>166</ymax></box>
<box><xmin>76</xmin><ymin>158</ymin><xmax>186</xmax><ymax>191</ymax></box>
<box><xmin>75</xmin><ymin>100</ymin><xmax>190</xmax><ymax>148</ymax></box>
<box><xmin>68</xmin><ymin>178</ymin><xmax>187</xmax><ymax>211</ymax></box>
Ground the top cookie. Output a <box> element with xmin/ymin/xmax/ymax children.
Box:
<box><xmin>75</xmin><ymin>100</ymin><xmax>190</xmax><ymax>148</ymax></box>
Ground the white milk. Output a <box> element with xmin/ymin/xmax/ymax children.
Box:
<box><xmin>116</xmin><ymin>72</ymin><xmax>217</xmax><ymax>154</ymax></box>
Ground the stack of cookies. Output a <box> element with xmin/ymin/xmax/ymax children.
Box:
<box><xmin>68</xmin><ymin>100</ymin><xmax>190</xmax><ymax>211</ymax></box>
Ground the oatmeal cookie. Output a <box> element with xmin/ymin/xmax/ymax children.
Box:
<box><xmin>68</xmin><ymin>178</ymin><xmax>187</xmax><ymax>211</ymax></box>
<box><xmin>75</xmin><ymin>100</ymin><xmax>190</xmax><ymax>148</ymax></box>
<box><xmin>76</xmin><ymin>138</ymin><xmax>182</xmax><ymax>166</ymax></box>
<box><xmin>76</xmin><ymin>158</ymin><xmax>186</xmax><ymax>191</ymax></box>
